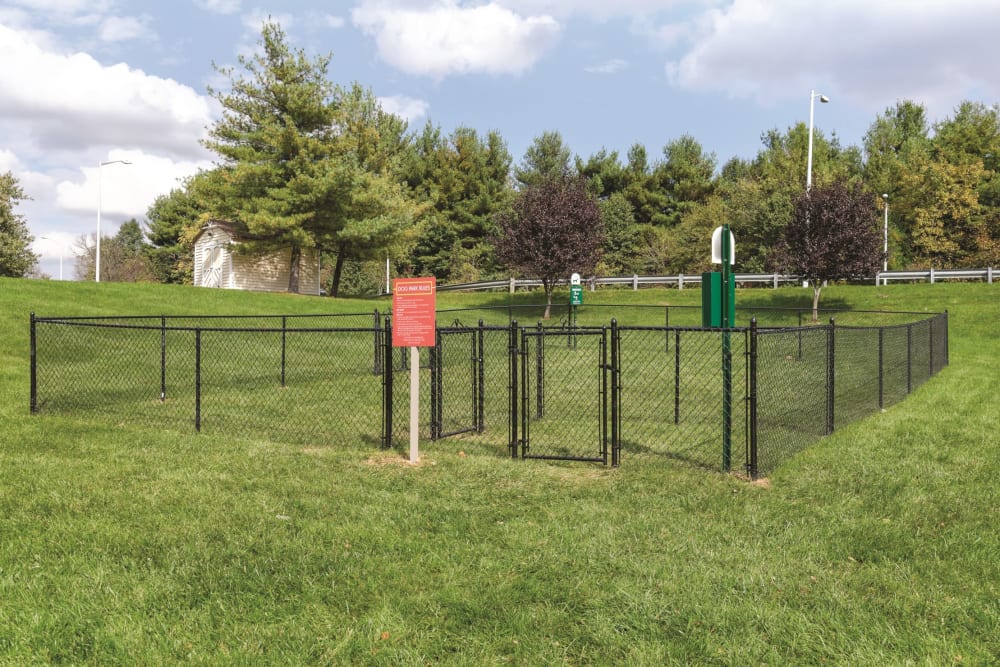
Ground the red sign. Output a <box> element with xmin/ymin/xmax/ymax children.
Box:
<box><xmin>392</xmin><ymin>277</ymin><xmax>437</xmax><ymax>347</ymax></box>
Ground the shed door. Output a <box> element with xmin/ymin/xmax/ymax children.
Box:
<box><xmin>202</xmin><ymin>246</ymin><xmax>224</xmax><ymax>288</ymax></box>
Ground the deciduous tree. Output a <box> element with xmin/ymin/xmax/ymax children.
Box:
<box><xmin>0</xmin><ymin>171</ymin><xmax>37</xmax><ymax>277</ymax></box>
<box><xmin>494</xmin><ymin>175</ymin><xmax>603</xmax><ymax>319</ymax></box>
<box><xmin>779</xmin><ymin>182</ymin><xmax>882</xmax><ymax>320</ymax></box>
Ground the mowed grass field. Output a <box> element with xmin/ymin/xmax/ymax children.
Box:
<box><xmin>1</xmin><ymin>277</ymin><xmax>997</xmax><ymax>665</ymax></box>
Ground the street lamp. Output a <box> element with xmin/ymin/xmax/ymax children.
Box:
<box><xmin>96</xmin><ymin>159</ymin><xmax>131</xmax><ymax>283</ymax></box>
<box><xmin>882</xmin><ymin>193</ymin><xmax>889</xmax><ymax>281</ymax></box>
<box><xmin>806</xmin><ymin>90</ymin><xmax>829</xmax><ymax>191</ymax></box>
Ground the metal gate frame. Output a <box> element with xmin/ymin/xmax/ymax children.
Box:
<box><xmin>431</xmin><ymin>325</ymin><xmax>485</xmax><ymax>440</ymax></box>
<box><xmin>385</xmin><ymin>318</ymin><xmax>621</xmax><ymax>466</ymax></box>
<box><xmin>509</xmin><ymin>320</ymin><xmax>620</xmax><ymax>466</ymax></box>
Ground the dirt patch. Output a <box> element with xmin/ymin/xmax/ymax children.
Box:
<box><xmin>363</xmin><ymin>452</ymin><xmax>434</xmax><ymax>467</ymax></box>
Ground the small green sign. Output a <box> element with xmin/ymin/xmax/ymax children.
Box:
<box><xmin>570</xmin><ymin>285</ymin><xmax>584</xmax><ymax>305</ymax></box>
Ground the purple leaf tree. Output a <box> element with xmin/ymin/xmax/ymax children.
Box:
<box><xmin>780</xmin><ymin>181</ymin><xmax>884</xmax><ymax>321</ymax></box>
<box><xmin>495</xmin><ymin>175</ymin><xmax>604</xmax><ymax>319</ymax></box>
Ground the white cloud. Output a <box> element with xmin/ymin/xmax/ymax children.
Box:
<box><xmin>0</xmin><ymin>24</ymin><xmax>213</xmax><ymax>160</ymax></box>
<box><xmin>55</xmin><ymin>149</ymin><xmax>211</xmax><ymax>219</ymax></box>
<box><xmin>664</xmin><ymin>0</ymin><xmax>1000</xmax><ymax>115</ymax></box>
<box><xmin>0</xmin><ymin>149</ymin><xmax>24</xmax><ymax>173</ymax></box>
<box><xmin>584</xmin><ymin>58</ymin><xmax>628</xmax><ymax>74</ymax></box>
<box><xmin>500</xmin><ymin>0</ymin><xmax>703</xmax><ymax>20</ymax></box>
<box><xmin>378</xmin><ymin>95</ymin><xmax>430</xmax><ymax>123</ymax></box>
<box><xmin>324</xmin><ymin>14</ymin><xmax>346</xmax><ymax>28</ymax></box>
<box><xmin>193</xmin><ymin>0</ymin><xmax>241</xmax><ymax>14</ymax></box>
<box><xmin>99</xmin><ymin>15</ymin><xmax>151</xmax><ymax>42</ymax></box>
<box><xmin>352</xmin><ymin>1</ymin><xmax>561</xmax><ymax>78</ymax></box>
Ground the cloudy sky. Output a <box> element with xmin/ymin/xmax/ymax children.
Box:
<box><xmin>2</xmin><ymin>0</ymin><xmax>998</xmax><ymax>279</ymax></box>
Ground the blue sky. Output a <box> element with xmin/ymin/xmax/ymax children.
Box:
<box><xmin>2</xmin><ymin>0</ymin><xmax>998</xmax><ymax>279</ymax></box>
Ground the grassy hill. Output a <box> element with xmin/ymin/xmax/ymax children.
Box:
<box><xmin>1</xmin><ymin>278</ymin><xmax>997</xmax><ymax>664</ymax></box>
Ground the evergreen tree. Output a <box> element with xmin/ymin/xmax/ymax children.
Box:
<box><xmin>514</xmin><ymin>131</ymin><xmax>572</xmax><ymax>188</ymax></box>
<box><xmin>408</xmin><ymin>124</ymin><xmax>512</xmax><ymax>281</ymax></box>
<box><xmin>202</xmin><ymin>21</ymin><xmax>413</xmax><ymax>295</ymax></box>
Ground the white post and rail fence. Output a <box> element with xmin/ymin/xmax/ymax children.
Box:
<box><xmin>421</xmin><ymin>267</ymin><xmax>997</xmax><ymax>295</ymax></box>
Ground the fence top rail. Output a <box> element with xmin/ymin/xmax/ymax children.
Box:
<box><xmin>34</xmin><ymin>319</ymin><xmax>380</xmax><ymax>334</ymax></box>
<box><xmin>618</xmin><ymin>325</ymin><xmax>752</xmax><ymax>334</ymax></box>
<box><xmin>33</xmin><ymin>306</ymin><xmax>945</xmax><ymax>332</ymax></box>
<box><xmin>34</xmin><ymin>311</ymin><xmax>380</xmax><ymax>324</ymax></box>
<box><xmin>833</xmin><ymin>312</ymin><xmax>944</xmax><ymax>331</ymax></box>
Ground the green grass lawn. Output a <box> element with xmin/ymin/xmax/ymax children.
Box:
<box><xmin>1</xmin><ymin>278</ymin><xmax>998</xmax><ymax>664</ymax></box>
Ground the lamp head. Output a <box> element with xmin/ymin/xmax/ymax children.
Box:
<box><xmin>882</xmin><ymin>193</ymin><xmax>888</xmax><ymax>200</ymax></box>
<box><xmin>819</xmin><ymin>95</ymin><xmax>830</xmax><ymax>103</ymax></box>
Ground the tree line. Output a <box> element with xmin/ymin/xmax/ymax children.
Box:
<box><xmin>4</xmin><ymin>21</ymin><xmax>998</xmax><ymax>295</ymax></box>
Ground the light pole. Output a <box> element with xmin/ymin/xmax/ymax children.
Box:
<box><xmin>882</xmin><ymin>193</ymin><xmax>889</xmax><ymax>281</ymax></box>
<box><xmin>806</xmin><ymin>90</ymin><xmax>829</xmax><ymax>191</ymax></box>
<box><xmin>96</xmin><ymin>159</ymin><xmax>131</xmax><ymax>282</ymax></box>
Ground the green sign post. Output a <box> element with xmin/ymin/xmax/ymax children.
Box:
<box><xmin>701</xmin><ymin>225</ymin><xmax>735</xmax><ymax>471</ymax></box>
<box><xmin>569</xmin><ymin>274</ymin><xmax>582</xmax><ymax>349</ymax></box>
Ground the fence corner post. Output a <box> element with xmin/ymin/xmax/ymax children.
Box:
<box><xmin>195</xmin><ymin>328</ymin><xmax>202</xmax><ymax>433</ymax></box>
<box><xmin>748</xmin><ymin>318</ymin><xmax>758</xmax><ymax>480</ymax></box>
<box><xmin>382</xmin><ymin>316</ymin><xmax>393</xmax><ymax>448</ymax></box>
<box><xmin>826</xmin><ymin>318</ymin><xmax>835</xmax><ymax>435</ymax></box>
<box><xmin>508</xmin><ymin>319</ymin><xmax>519</xmax><ymax>459</ymax></box>
<box><xmin>160</xmin><ymin>316</ymin><xmax>167</xmax><ymax>402</ymax></box>
<box><xmin>610</xmin><ymin>318</ymin><xmax>620</xmax><ymax>467</ymax></box>
<box><xmin>509</xmin><ymin>276</ymin><xmax>515</xmax><ymax>294</ymax></box>
<box><xmin>30</xmin><ymin>312</ymin><xmax>37</xmax><ymax>414</ymax></box>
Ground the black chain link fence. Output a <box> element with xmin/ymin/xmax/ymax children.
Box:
<box><xmin>30</xmin><ymin>307</ymin><xmax>948</xmax><ymax>477</ymax></box>
<box><xmin>31</xmin><ymin>313</ymin><xmax>386</xmax><ymax>449</ymax></box>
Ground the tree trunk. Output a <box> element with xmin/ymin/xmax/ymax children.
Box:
<box><xmin>543</xmin><ymin>279</ymin><xmax>553</xmax><ymax>320</ymax></box>
<box><xmin>288</xmin><ymin>246</ymin><xmax>301</xmax><ymax>294</ymax></box>
<box><xmin>812</xmin><ymin>282</ymin><xmax>822</xmax><ymax>322</ymax></box>
<box><xmin>330</xmin><ymin>251</ymin><xmax>346</xmax><ymax>298</ymax></box>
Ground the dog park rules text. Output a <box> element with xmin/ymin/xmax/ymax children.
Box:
<box><xmin>392</xmin><ymin>277</ymin><xmax>436</xmax><ymax>348</ymax></box>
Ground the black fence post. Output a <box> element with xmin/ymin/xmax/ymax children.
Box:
<box><xmin>535</xmin><ymin>321</ymin><xmax>544</xmax><ymax>419</ymax></box>
<box><xmin>280</xmin><ymin>316</ymin><xmax>287</xmax><ymax>387</ymax></box>
<box><xmin>382</xmin><ymin>316</ymin><xmax>393</xmax><ymax>448</ymax></box>
<box><xmin>610</xmin><ymin>319</ymin><xmax>620</xmax><ymax>467</ymax></box>
<box><xmin>674</xmin><ymin>329</ymin><xmax>681</xmax><ymax>425</ymax></box>
<box><xmin>878</xmin><ymin>327</ymin><xmax>885</xmax><ymax>410</ymax></box>
<box><xmin>944</xmin><ymin>311</ymin><xmax>949</xmax><ymax>367</ymax></box>
<box><xmin>29</xmin><ymin>312</ymin><xmax>37</xmax><ymax>414</ymax></box>
<box><xmin>520</xmin><ymin>326</ymin><xmax>529</xmax><ymax>459</ymax></box>
<box><xmin>600</xmin><ymin>325</ymin><xmax>608</xmax><ymax>466</ymax></box>
<box><xmin>747</xmin><ymin>318</ymin><xmax>758</xmax><ymax>480</ymax></box>
<box><xmin>797</xmin><ymin>310</ymin><xmax>804</xmax><ymax>359</ymax></box>
<box><xmin>508</xmin><ymin>320</ymin><xmax>519</xmax><ymax>459</ymax></box>
<box><xmin>906</xmin><ymin>323</ymin><xmax>913</xmax><ymax>394</ymax></box>
<box><xmin>826</xmin><ymin>318</ymin><xmax>835</xmax><ymax>435</ymax></box>
<box><xmin>373</xmin><ymin>309</ymin><xmax>382</xmax><ymax>375</ymax></box>
<box><xmin>477</xmin><ymin>320</ymin><xmax>485</xmax><ymax>432</ymax></box>
<box><xmin>160</xmin><ymin>316</ymin><xmax>167</xmax><ymax>402</ymax></box>
<box><xmin>195</xmin><ymin>328</ymin><xmax>202</xmax><ymax>432</ymax></box>
<box><xmin>927</xmin><ymin>318</ymin><xmax>937</xmax><ymax>378</ymax></box>
<box><xmin>430</xmin><ymin>330</ymin><xmax>440</xmax><ymax>440</ymax></box>
<box><xmin>664</xmin><ymin>306</ymin><xmax>670</xmax><ymax>353</ymax></box>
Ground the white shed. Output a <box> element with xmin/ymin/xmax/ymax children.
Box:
<box><xmin>192</xmin><ymin>221</ymin><xmax>321</xmax><ymax>295</ymax></box>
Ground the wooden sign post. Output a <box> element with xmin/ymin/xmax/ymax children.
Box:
<box><xmin>392</xmin><ymin>277</ymin><xmax>437</xmax><ymax>463</ymax></box>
